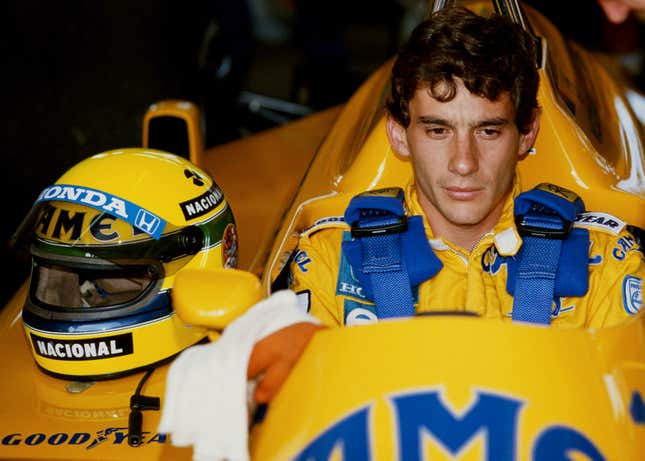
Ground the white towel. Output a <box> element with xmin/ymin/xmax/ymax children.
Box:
<box><xmin>158</xmin><ymin>289</ymin><xmax>318</xmax><ymax>461</ymax></box>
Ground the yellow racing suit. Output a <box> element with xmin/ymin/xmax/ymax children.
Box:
<box><xmin>289</xmin><ymin>179</ymin><xmax>644</xmax><ymax>328</ymax></box>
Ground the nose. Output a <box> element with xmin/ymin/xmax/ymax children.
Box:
<box><xmin>448</xmin><ymin>136</ymin><xmax>478</xmax><ymax>176</ymax></box>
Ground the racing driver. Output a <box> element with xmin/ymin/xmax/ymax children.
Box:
<box><xmin>247</xmin><ymin>7</ymin><xmax>645</xmax><ymax>403</ymax></box>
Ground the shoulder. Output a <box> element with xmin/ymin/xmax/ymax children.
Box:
<box><xmin>574</xmin><ymin>211</ymin><xmax>641</xmax><ymax>253</ymax></box>
<box><xmin>300</xmin><ymin>215</ymin><xmax>349</xmax><ymax>238</ymax></box>
<box><xmin>292</xmin><ymin>216</ymin><xmax>348</xmax><ymax>273</ymax></box>
<box><xmin>297</xmin><ymin>215</ymin><xmax>348</xmax><ymax>253</ymax></box>
<box><xmin>576</xmin><ymin>212</ymin><xmax>643</xmax><ymax>274</ymax></box>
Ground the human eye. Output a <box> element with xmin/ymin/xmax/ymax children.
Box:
<box><xmin>425</xmin><ymin>126</ymin><xmax>449</xmax><ymax>138</ymax></box>
<box><xmin>478</xmin><ymin>127</ymin><xmax>501</xmax><ymax>138</ymax></box>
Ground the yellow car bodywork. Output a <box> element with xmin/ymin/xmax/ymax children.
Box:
<box><xmin>1</xmin><ymin>0</ymin><xmax>644</xmax><ymax>459</ymax></box>
<box><xmin>250</xmin><ymin>315</ymin><xmax>645</xmax><ymax>460</ymax></box>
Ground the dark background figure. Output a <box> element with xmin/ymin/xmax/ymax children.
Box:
<box><xmin>524</xmin><ymin>0</ymin><xmax>645</xmax><ymax>88</ymax></box>
<box><xmin>2</xmin><ymin>0</ymin><xmax>643</xmax><ymax>306</ymax></box>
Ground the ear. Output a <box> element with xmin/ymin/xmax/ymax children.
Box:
<box><xmin>518</xmin><ymin>110</ymin><xmax>541</xmax><ymax>158</ymax></box>
<box><xmin>386</xmin><ymin>116</ymin><xmax>411</xmax><ymax>157</ymax></box>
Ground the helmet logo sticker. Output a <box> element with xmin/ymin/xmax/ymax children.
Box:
<box><xmin>35</xmin><ymin>205</ymin><xmax>148</xmax><ymax>243</ymax></box>
<box><xmin>30</xmin><ymin>332</ymin><xmax>134</xmax><ymax>361</ymax></box>
<box><xmin>180</xmin><ymin>187</ymin><xmax>224</xmax><ymax>220</ymax></box>
<box><xmin>36</xmin><ymin>185</ymin><xmax>166</xmax><ymax>239</ymax></box>
<box><xmin>134</xmin><ymin>209</ymin><xmax>162</xmax><ymax>236</ymax></box>
<box><xmin>184</xmin><ymin>169</ymin><xmax>205</xmax><ymax>186</ymax></box>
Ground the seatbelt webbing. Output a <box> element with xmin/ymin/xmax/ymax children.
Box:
<box><xmin>358</xmin><ymin>219</ymin><xmax>415</xmax><ymax>318</ymax></box>
<box><xmin>512</xmin><ymin>208</ymin><xmax>566</xmax><ymax>324</ymax></box>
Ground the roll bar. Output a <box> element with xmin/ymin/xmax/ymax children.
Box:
<box><xmin>430</xmin><ymin>0</ymin><xmax>531</xmax><ymax>31</ymax></box>
<box><xmin>429</xmin><ymin>0</ymin><xmax>540</xmax><ymax>66</ymax></box>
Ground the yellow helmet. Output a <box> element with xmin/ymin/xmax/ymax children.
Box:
<box><xmin>16</xmin><ymin>148</ymin><xmax>237</xmax><ymax>380</ymax></box>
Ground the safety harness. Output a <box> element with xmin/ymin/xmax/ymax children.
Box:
<box><xmin>342</xmin><ymin>183</ymin><xmax>590</xmax><ymax>325</ymax></box>
<box><xmin>342</xmin><ymin>188</ymin><xmax>442</xmax><ymax>319</ymax></box>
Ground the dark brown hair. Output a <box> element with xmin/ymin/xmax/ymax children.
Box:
<box><xmin>386</xmin><ymin>7</ymin><xmax>539</xmax><ymax>134</ymax></box>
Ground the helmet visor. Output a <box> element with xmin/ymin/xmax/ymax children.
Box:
<box><xmin>31</xmin><ymin>257</ymin><xmax>155</xmax><ymax>309</ymax></box>
<box><xmin>15</xmin><ymin>199</ymin><xmax>231</xmax><ymax>317</ymax></box>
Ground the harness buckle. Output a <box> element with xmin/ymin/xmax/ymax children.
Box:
<box><xmin>351</xmin><ymin>214</ymin><xmax>408</xmax><ymax>238</ymax></box>
<box><xmin>515</xmin><ymin>211</ymin><xmax>572</xmax><ymax>240</ymax></box>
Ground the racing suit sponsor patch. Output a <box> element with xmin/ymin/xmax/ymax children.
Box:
<box><xmin>612</xmin><ymin>235</ymin><xmax>641</xmax><ymax>261</ymax></box>
<box><xmin>623</xmin><ymin>276</ymin><xmax>643</xmax><ymax>315</ymax></box>
<box><xmin>574</xmin><ymin>212</ymin><xmax>626</xmax><ymax>235</ymax></box>
<box><xmin>337</xmin><ymin>280</ymin><xmax>366</xmax><ymax>299</ymax></box>
<box><xmin>294</xmin><ymin>250</ymin><xmax>312</xmax><ymax>273</ymax></box>
<box><xmin>481</xmin><ymin>246</ymin><xmax>509</xmax><ymax>275</ymax></box>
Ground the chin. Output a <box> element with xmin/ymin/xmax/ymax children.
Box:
<box><xmin>443</xmin><ymin>206</ymin><xmax>488</xmax><ymax>227</ymax></box>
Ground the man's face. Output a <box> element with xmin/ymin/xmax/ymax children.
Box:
<box><xmin>387</xmin><ymin>78</ymin><xmax>538</xmax><ymax>240</ymax></box>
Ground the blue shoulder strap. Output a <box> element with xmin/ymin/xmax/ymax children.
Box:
<box><xmin>511</xmin><ymin>183</ymin><xmax>589</xmax><ymax>325</ymax></box>
<box><xmin>342</xmin><ymin>188</ymin><xmax>442</xmax><ymax>319</ymax></box>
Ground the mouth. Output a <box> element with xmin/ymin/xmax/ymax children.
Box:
<box><xmin>444</xmin><ymin>186</ymin><xmax>483</xmax><ymax>201</ymax></box>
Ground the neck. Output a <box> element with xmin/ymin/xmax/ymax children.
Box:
<box><xmin>431</xmin><ymin>220</ymin><xmax>493</xmax><ymax>251</ymax></box>
<box><xmin>420</xmin><ymin>197</ymin><xmax>506</xmax><ymax>252</ymax></box>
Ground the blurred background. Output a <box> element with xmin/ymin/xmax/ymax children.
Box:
<box><xmin>3</xmin><ymin>0</ymin><xmax>644</xmax><ymax>305</ymax></box>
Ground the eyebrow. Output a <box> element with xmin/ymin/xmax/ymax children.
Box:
<box><xmin>416</xmin><ymin>116</ymin><xmax>510</xmax><ymax>128</ymax></box>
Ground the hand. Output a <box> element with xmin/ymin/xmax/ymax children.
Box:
<box><xmin>597</xmin><ymin>0</ymin><xmax>644</xmax><ymax>23</ymax></box>
<box><xmin>247</xmin><ymin>322</ymin><xmax>326</xmax><ymax>403</ymax></box>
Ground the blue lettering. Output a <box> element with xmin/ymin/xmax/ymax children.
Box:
<box><xmin>69</xmin><ymin>432</ymin><xmax>91</xmax><ymax>445</ymax></box>
<box><xmin>393</xmin><ymin>390</ymin><xmax>523</xmax><ymax>461</ymax></box>
<box><xmin>630</xmin><ymin>391</ymin><xmax>645</xmax><ymax>424</ymax></box>
<box><xmin>612</xmin><ymin>236</ymin><xmax>637</xmax><ymax>261</ymax></box>
<box><xmin>112</xmin><ymin>429</ymin><xmax>129</xmax><ymax>444</ymax></box>
<box><xmin>90</xmin><ymin>214</ymin><xmax>119</xmax><ymax>241</ymax></box>
<box><xmin>551</xmin><ymin>298</ymin><xmax>575</xmax><ymax>317</ymax></box>
<box><xmin>25</xmin><ymin>433</ymin><xmax>46</xmax><ymax>446</ymax></box>
<box><xmin>0</xmin><ymin>430</ymin><xmax>161</xmax><ymax>448</ymax></box>
<box><xmin>293</xmin><ymin>407</ymin><xmax>370</xmax><ymax>460</ymax></box>
<box><xmin>2</xmin><ymin>434</ymin><xmax>20</xmax><ymax>446</ymax></box>
<box><xmin>289</xmin><ymin>389</ymin><xmax>607</xmax><ymax>460</ymax></box>
<box><xmin>147</xmin><ymin>433</ymin><xmax>168</xmax><ymax>444</ymax></box>
<box><xmin>589</xmin><ymin>254</ymin><xmax>602</xmax><ymax>264</ymax></box>
<box><xmin>588</xmin><ymin>240</ymin><xmax>602</xmax><ymax>265</ymax></box>
<box><xmin>533</xmin><ymin>426</ymin><xmax>605</xmax><ymax>460</ymax></box>
<box><xmin>294</xmin><ymin>250</ymin><xmax>312</xmax><ymax>273</ymax></box>
<box><xmin>481</xmin><ymin>248</ymin><xmax>507</xmax><ymax>275</ymax></box>
<box><xmin>48</xmin><ymin>433</ymin><xmax>68</xmax><ymax>445</ymax></box>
